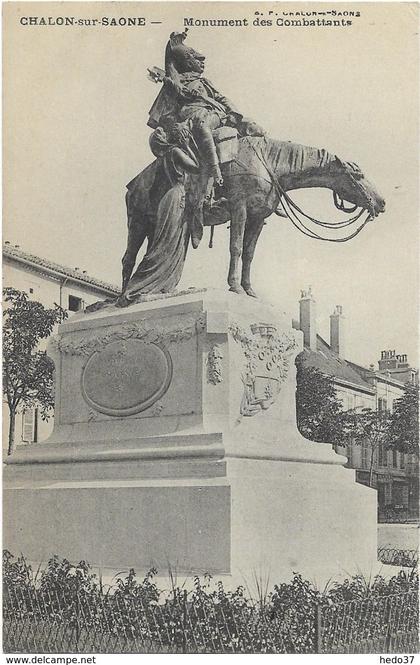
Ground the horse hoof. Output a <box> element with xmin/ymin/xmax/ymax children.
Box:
<box><xmin>115</xmin><ymin>295</ymin><xmax>130</xmax><ymax>308</ymax></box>
<box><xmin>245</xmin><ymin>288</ymin><xmax>258</xmax><ymax>298</ymax></box>
<box><xmin>229</xmin><ymin>285</ymin><xmax>246</xmax><ymax>295</ymax></box>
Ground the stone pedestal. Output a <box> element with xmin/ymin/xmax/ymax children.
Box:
<box><xmin>4</xmin><ymin>289</ymin><xmax>378</xmax><ymax>586</ymax></box>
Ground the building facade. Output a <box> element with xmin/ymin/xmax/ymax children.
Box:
<box><xmin>297</xmin><ymin>288</ymin><xmax>418</xmax><ymax>523</ymax></box>
<box><xmin>3</xmin><ymin>242</ymin><xmax>119</xmax><ymax>450</ymax></box>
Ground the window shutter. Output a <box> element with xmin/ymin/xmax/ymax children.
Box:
<box><xmin>22</xmin><ymin>409</ymin><xmax>36</xmax><ymax>443</ymax></box>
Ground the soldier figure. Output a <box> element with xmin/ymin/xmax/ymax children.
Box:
<box><xmin>147</xmin><ymin>30</ymin><xmax>262</xmax><ymax>247</ymax></box>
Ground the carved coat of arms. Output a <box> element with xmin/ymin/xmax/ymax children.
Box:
<box><xmin>229</xmin><ymin>322</ymin><xmax>296</xmax><ymax>417</ymax></box>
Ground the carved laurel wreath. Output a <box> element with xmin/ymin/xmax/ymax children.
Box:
<box><xmin>51</xmin><ymin>312</ymin><xmax>206</xmax><ymax>356</ymax></box>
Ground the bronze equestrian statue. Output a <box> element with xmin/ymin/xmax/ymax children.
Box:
<box><xmin>120</xmin><ymin>136</ymin><xmax>385</xmax><ymax>304</ymax></box>
<box><xmin>116</xmin><ymin>31</ymin><xmax>385</xmax><ymax>307</ymax></box>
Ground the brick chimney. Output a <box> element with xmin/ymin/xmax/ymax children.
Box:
<box><xmin>330</xmin><ymin>305</ymin><xmax>346</xmax><ymax>357</ymax></box>
<box><xmin>299</xmin><ymin>287</ymin><xmax>317</xmax><ymax>351</ymax></box>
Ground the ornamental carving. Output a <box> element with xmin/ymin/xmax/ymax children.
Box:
<box><xmin>151</xmin><ymin>401</ymin><xmax>164</xmax><ymax>416</ymax></box>
<box><xmin>207</xmin><ymin>344</ymin><xmax>223</xmax><ymax>384</ymax></box>
<box><xmin>88</xmin><ymin>408</ymin><xmax>99</xmax><ymax>422</ymax></box>
<box><xmin>229</xmin><ymin>322</ymin><xmax>296</xmax><ymax>417</ymax></box>
<box><xmin>81</xmin><ymin>339</ymin><xmax>173</xmax><ymax>417</ymax></box>
<box><xmin>51</xmin><ymin>312</ymin><xmax>206</xmax><ymax>356</ymax></box>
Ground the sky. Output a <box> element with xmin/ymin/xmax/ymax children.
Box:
<box><xmin>3</xmin><ymin>1</ymin><xmax>419</xmax><ymax>368</ymax></box>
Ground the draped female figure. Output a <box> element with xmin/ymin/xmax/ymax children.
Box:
<box><xmin>118</xmin><ymin>122</ymin><xmax>199</xmax><ymax>305</ymax></box>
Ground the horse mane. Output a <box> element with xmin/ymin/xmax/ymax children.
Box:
<box><xmin>239</xmin><ymin>136</ymin><xmax>336</xmax><ymax>175</ymax></box>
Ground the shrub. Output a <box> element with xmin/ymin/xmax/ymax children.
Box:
<box><xmin>3</xmin><ymin>551</ymin><xmax>418</xmax><ymax>654</ymax></box>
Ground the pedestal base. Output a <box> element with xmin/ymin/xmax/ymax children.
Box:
<box><xmin>4</xmin><ymin>290</ymin><xmax>378</xmax><ymax>587</ymax></box>
<box><xmin>4</xmin><ymin>454</ymin><xmax>377</xmax><ymax>587</ymax></box>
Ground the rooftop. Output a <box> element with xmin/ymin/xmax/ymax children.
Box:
<box><xmin>301</xmin><ymin>334</ymin><xmax>376</xmax><ymax>393</ymax></box>
<box><xmin>3</xmin><ymin>242</ymin><xmax>119</xmax><ymax>296</ymax></box>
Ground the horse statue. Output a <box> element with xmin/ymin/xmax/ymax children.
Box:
<box><xmin>120</xmin><ymin>135</ymin><xmax>385</xmax><ymax>302</ymax></box>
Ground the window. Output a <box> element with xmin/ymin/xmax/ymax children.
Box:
<box><xmin>400</xmin><ymin>453</ymin><xmax>405</xmax><ymax>470</ymax></box>
<box><xmin>378</xmin><ymin>397</ymin><xmax>388</xmax><ymax>413</ymax></box>
<box><xmin>378</xmin><ymin>444</ymin><xmax>388</xmax><ymax>467</ymax></box>
<box><xmin>393</xmin><ymin>483</ymin><xmax>406</xmax><ymax>508</ymax></box>
<box><xmin>68</xmin><ymin>295</ymin><xmax>83</xmax><ymax>312</ymax></box>
<box><xmin>22</xmin><ymin>409</ymin><xmax>38</xmax><ymax>443</ymax></box>
<box><xmin>392</xmin><ymin>449</ymin><xmax>398</xmax><ymax>468</ymax></box>
<box><xmin>361</xmin><ymin>443</ymin><xmax>369</xmax><ymax>470</ymax></box>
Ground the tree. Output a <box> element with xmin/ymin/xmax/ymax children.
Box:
<box><xmin>386</xmin><ymin>383</ymin><xmax>419</xmax><ymax>455</ymax></box>
<box><xmin>295</xmin><ymin>355</ymin><xmax>348</xmax><ymax>445</ymax></box>
<box><xmin>343</xmin><ymin>408</ymin><xmax>392</xmax><ymax>488</ymax></box>
<box><xmin>3</xmin><ymin>288</ymin><xmax>67</xmax><ymax>455</ymax></box>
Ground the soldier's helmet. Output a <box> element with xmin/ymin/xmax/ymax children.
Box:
<box><xmin>165</xmin><ymin>31</ymin><xmax>205</xmax><ymax>75</ymax></box>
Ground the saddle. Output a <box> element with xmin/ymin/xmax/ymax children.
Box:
<box><xmin>213</xmin><ymin>126</ymin><xmax>239</xmax><ymax>165</ymax></box>
<box><xmin>203</xmin><ymin>122</ymin><xmax>270</xmax><ymax>238</ymax></box>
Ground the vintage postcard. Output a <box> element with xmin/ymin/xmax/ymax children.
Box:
<box><xmin>2</xmin><ymin>1</ymin><xmax>419</xmax><ymax>657</ymax></box>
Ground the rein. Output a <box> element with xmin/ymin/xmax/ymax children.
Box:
<box><xmin>242</xmin><ymin>139</ymin><xmax>373</xmax><ymax>243</ymax></box>
<box><xmin>333</xmin><ymin>191</ymin><xmax>358</xmax><ymax>213</ymax></box>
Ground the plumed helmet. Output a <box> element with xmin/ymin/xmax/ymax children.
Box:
<box><xmin>165</xmin><ymin>29</ymin><xmax>205</xmax><ymax>76</ymax></box>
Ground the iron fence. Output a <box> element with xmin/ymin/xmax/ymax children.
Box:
<box><xmin>319</xmin><ymin>591</ymin><xmax>419</xmax><ymax>654</ymax></box>
<box><xmin>378</xmin><ymin>548</ymin><xmax>419</xmax><ymax>568</ymax></box>
<box><xmin>3</xmin><ymin>583</ymin><xmax>292</xmax><ymax>654</ymax></box>
<box><xmin>3</xmin><ymin>582</ymin><xmax>418</xmax><ymax>654</ymax></box>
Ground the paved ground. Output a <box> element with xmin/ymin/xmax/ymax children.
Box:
<box><xmin>378</xmin><ymin>523</ymin><xmax>419</xmax><ymax>550</ymax></box>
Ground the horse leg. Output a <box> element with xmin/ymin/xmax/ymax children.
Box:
<box><xmin>241</xmin><ymin>216</ymin><xmax>265</xmax><ymax>298</ymax></box>
<box><xmin>121</xmin><ymin>212</ymin><xmax>149</xmax><ymax>292</ymax></box>
<box><xmin>228</xmin><ymin>203</ymin><xmax>247</xmax><ymax>294</ymax></box>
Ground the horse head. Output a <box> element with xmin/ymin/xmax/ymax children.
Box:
<box><xmin>332</xmin><ymin>159</ymin><xmax>385</xmax><ymax>218</ymax></box>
